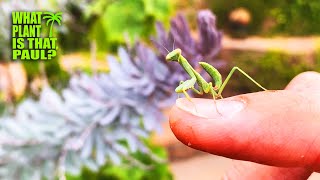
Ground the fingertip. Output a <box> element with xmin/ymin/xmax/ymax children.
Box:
<box><xmin>169</xmin><ymin>105</ymin><xmax>200</xmax><ymax>148</ymax></box>
<box><xmin>286</xmin><ymin>71</ymin><xmax>320</xmax><ymax>91</ymax></box>
<box><xmin>174</xmin><ymin>98</ymin><xmax>246</xmax><ymax>119</ymax></box>
<box><xmin>169</xmin><ymin>97</ymin><xmax>248</xmax><ymax>153</ymax></box>
<box><xmin>169</xmin><ymin>105</ymin><xmax>179</xmax><ymax>126</ymax></box>
<box><xmin>169</xmin><ymin>91</ymin><xmax>320</xmax><ymax>169</ymax></box>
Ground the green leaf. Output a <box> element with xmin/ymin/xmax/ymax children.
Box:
<box><xmin>102</xmin><ymin>0</ymin><xmax>145</xmax><ymax>43</ymax></box>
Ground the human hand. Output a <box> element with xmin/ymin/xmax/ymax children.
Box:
<box><xmin>169</xmin><ymin>72</ymin><xmax>320</xmax><ymax>179</ymax></box>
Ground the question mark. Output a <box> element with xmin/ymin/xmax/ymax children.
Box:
<box><xmin>47</xmin><ymin>50</ymin><xmax>56</xmax><ymax>59</ymax></box>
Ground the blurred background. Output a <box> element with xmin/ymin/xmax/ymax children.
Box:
<box><xmin>0</xmin><ymin>0</ymin><xmax>320</xmax><ymax>179</ymax></box>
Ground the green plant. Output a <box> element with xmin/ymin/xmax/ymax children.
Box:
<box><xmin>270</xmin><ymin>0</ymin><xmax>320</xmax><ymax>35</ymax></box>
<box><xmin>0</xmin><ymin>101</ymin><xmax>5</xmax><ymax>115</ymax></box>
<box><xmin>224</xmin><ymin>50</ymin><xmax>314</xmax><ymax>95</ymax></box>
<box><xmin>22</xmin><ymin>55</ymin><xmax>69</xmax><ymax>90</ymax></box>
<box><xmin>87</xmin><ymin>0</ymin><xmax>172</xmax><ymax>52</ymax></box>
<box><xmin>208</xmin><ymin>0</ymin><xmax>320</xmax><ymax>36</ymax></box>
<box><xmin>208</xmin><ymin>0</ymin><xmax>279</xmax><ymax>35</ymax></box>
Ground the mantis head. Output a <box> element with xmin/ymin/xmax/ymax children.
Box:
<box><xmin>166</xmin><ymin>48</ymin><xmax>182</xmax><ymax>62</ymax></box>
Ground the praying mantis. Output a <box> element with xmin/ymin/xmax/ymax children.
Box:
<box><xmin>166</xmin><ymin>48</ymin><xmax>267</xmax><ymax>112</ymax></box>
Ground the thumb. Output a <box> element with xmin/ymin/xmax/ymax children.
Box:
<box><xmin>169</xmin><ymin>73</ymin><xmax>320</xmax><ymax>172</ymax></box>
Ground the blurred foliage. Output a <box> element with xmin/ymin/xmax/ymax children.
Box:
<box><xmin>61</xmin><ymin>0</ymin><xmax>172</xmax><ymax>52</ymax></box>
<box><xmin>21</xmin><ymin>55</ymin><xmax>70</xmax><ymax>90</ymax></box>
<box><xmin>0</xmin><ymin>43</ymin><xmax>176</xmax><ymax>179</ymax></box>
<box><xmin>270</xmin><ymin>0</ymin><xmax>320</xmax><ymax>35</ymax></box>
<box><xmin>208</xmin><ymin>0</ymin><xmax>278</xmax><ymax>36</ymax></box>
<box><xmin>67</xmin><ymin>142</ymin><xmax>172</xmax><ymax>180</ymax></box>
<box><xmin>208</xmin><ymin>0</ymin><xmax>320</xmax><ymax>36</ymax></box>
<box><xmin>60</xmin><ymin>51</ymin><xmax>109</xmax><ymax>74</ymax></box>
<box><xmin>0</xmin><ymin>101</ymin><xmax>5</xmax><ymax>115</ymax></box>
<box><xmin>224</xmin><ymin>50</ymin><xmax>318</xmax><ymax>96</ymax></box>
<box><xmin>57</xmin><ymin>1</ymin><xmax>96</xmax><ymax>52</ymax></box>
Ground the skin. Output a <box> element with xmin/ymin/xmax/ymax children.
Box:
<box><xmin>166</xmin><ymin>48</ymin><xmax>267</xmax><ymax>101</ymax></box>
<box><xmin>170</xmin><ymin>71</ymin><xmax>320</xmax><ymax>179</ymax></box>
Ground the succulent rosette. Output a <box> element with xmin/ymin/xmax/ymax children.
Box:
<box><xmin>0</xmin><ymin>9</ymin><xmax>223</xmax><ymax>180</ymax></box>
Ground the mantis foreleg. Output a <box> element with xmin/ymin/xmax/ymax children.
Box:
<box><xmin>175</xmin><ymin>78</ymin><xmax>197</xmax><ymax>101</ymax></box>
<box><xmin>177</xmin><ymin>79</ymin><xmax>199</xmax><ymax>113</ymax></box>
<box><xmin>182</xmin><ymin>90</ymin><xmax>192</xmax><ymax>101</ymax></box>
<box><xmin>217</xmin><ymin>66</ymin><xmax>267</xmax><ymax>96</ymax></box>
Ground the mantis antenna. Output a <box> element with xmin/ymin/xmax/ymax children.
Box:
<box><xmin>151</xmin><ymin>39</ymin><xmax>170</xmax><ymax>53</ymax></box>
<box><xmin>172</xmin><ymin>38</ymin><xmax>175</xmax><ymax>51</ymax></box>
<box><xmin>159</xmin><ymin>42</ymin><xmax>170</xmax><ymax>53</ymax></box>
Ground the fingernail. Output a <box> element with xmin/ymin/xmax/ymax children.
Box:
<box><xmin>176</xmin><ymin>98</ymin><xmax>245</xmax><ymax>118</ymax></box>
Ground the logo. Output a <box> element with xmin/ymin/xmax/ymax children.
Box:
<box><xmin>11</xmin><ymin>12</ymin><xmax>62</xmax><ymax>60</ymax></box>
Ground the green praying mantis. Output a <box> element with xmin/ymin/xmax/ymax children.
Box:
<box><xmin>166</xmin><ymin>48</ymin><xmax>267</xmax><ymax>113</ymax></box>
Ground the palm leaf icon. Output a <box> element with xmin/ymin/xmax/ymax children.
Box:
<box><xmin>43</xmin><ymin>12</ymin><xmax>62</xmax><ymax>37</ymax></box>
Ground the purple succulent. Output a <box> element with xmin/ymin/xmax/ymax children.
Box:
<box><xmin>0</xmin><ymin>42</ymin><xmax>176</xmax><ymax>178</ymax></box>
<box><xmin>106</xmin><ymin>44</ymin><xmax>177</xmax><ymax>130</ymax></box>
<box><xmin>152</xmin><ymin>9</ymin><xmax>225</xmax><ymax>83</ymax></box>
<box><xmin>197</xmin><ymin>10</ymin><xmax>223</xmax><ymax>61</ymax></box>
<box><xmin>0</xmin><ymin>10</ymin><xmax>226</xmax><ymax>179</ymax></box>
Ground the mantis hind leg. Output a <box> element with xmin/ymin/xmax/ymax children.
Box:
<box><xmin>218</xmin><ymin>66</ymin><xmax>267</xmax><ymax>96</ymax></box>
<box><xmin>209</xmin><ymin>83</ymin><xmax>222</xmax><ymax>115</ymax></box>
